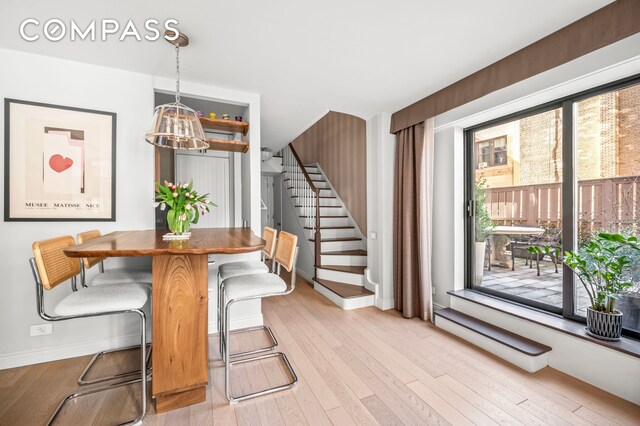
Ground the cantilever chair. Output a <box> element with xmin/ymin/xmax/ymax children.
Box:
<box><xmin>217</xmin><ymin>226</ymin><xmax>278</xmax><ymax>356</ymax></box>
<box><xmin>77</xmin><ymin>230</ymin><xmax>153</xmax><ymax>287</ymax></box>
<box><xmin>76</xmin><ymin>230</ymin><xmax>152</xmax><ymax>386</ymax></box>
<box><xmin>30</xmin><ymin>236</ymin><xmax>149</xmax><ymax>426</ymax></box>
<box><xmin>220</xmin><ymin>231</ymin><xmax>299</xmax><ymax>402</ymax></box>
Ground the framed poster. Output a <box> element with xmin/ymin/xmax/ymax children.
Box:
<box><xmin>4</xmin><ymin>99</ymin><xmax>116</xmax><ymax>221</ymax></box>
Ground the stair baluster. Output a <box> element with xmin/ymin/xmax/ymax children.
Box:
<box><xmin>281</xmin><ymin>144</ymin><xmax>321</xmax><ymax>275</ymax></box>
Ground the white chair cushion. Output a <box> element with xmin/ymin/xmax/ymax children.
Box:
<box><xmin>223</xmin><ymin>273</ymin><xmax>287</xmax><ymax>301</ymax></box>
<box><xmin>91</xmin><ymin>269</ymin><xmax>152</xmax><ymax>286</ymax></box>
<box><xmin>54</xmin><ymin>283</ymin><xmax>149</xmax><ymax>316</ymax></box>
<box><xmin>218</xmin><ymin>261</ymin><xmax>269</xmax><ymax>281</ymax></box>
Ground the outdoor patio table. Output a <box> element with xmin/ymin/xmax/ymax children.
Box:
<box><xmin>489</xmin><ymin>225</ymin><xmax>544</xmax><ymax>268</ymax></box>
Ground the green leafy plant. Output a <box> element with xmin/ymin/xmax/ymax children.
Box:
<box><xmin>154</xmin><ymin>180</ymin><xmax>216</xmax><ymax>234</ymax></box>
<box><xmin>530</xmin><ymin>233</ymin><xmax>640</xmax><ymax>313</ymax></box>
<box><xmin>475</xmin><ymin>178</ymin><xmax>494</xmax><ymax>242</ymax></box>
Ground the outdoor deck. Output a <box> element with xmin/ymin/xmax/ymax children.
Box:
<box><xmin>478</xmin><ymin>257</ymin><xmax>590</xmax><ymax>315</ymax></box>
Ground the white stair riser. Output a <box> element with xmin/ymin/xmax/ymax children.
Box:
<box><xmin>312</xmin><ymin>181</ymin><xmax>330</xmax><ymax>189</ymax></box>
<box><xmin>313</xmin><ymin>282</ymin><xmax>374</xmax><ymax>310</ymax></box>
<box><xmin>320</xmin><ymin>254</ymin><xmax>367</xmax><ymax>266</ymax></box>
<box><xmin>319</xmin><ymin>240</ymin><xmax>364</xmax><ymax>252</ymax></box>
<box><xmin>314</xmin><ymin>228</ymin><xmax>357</xmax><ymax>239</ymax></box>
<box><xmin>296</xmin><ymin>206</ymin><xmax>345</xmax><ymax>216</ymax></box>
<box><xmin>318</xmin><ymin>217</ymin><xmax>350</xmax><ymax>227</ymax></box>
<box><xmin>317</xmin><ymin>268</ymin><xmax>365</xmax><ymax>285</ymax></box>
<box><xmin>319</xmin><ymin>198</ymin><xmax>341</xmax><ymax>206</ymax></box>
<box><xmin>304</xmin><ymin>167</ymin><xmax>319</xmax><ymax>173</ymax></box>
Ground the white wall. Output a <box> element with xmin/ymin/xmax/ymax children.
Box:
<box><xmin>0</xmin><ymin>48</ymin><xmax>262</xmax><ymax>369</ymax></box>
<box><xmin>365</xmin><ymin>113</ymin><xmax>395</xmax><ymax>310</ymax></box>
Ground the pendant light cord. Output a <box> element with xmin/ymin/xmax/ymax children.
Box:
<box><xmin>175</xmin><ymin>45</ymin><xmax>181</xmax><ymax>104</ymax></box>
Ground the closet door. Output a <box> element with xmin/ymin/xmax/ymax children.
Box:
<box><xmin>176</xmin><ymin>152</ymin><xmax>231</xmax><ymax>228</ymax></box>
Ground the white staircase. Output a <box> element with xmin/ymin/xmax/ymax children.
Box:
<box><xmin>281</xmin><ymin>146</ymin><xmax>374</xmax><ymax>309</ymax></box>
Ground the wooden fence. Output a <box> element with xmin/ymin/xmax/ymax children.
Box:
<box><xmin>485</xmin><ymin>175</ymin><xmax>640</xmax><ymax>232</ymax></box>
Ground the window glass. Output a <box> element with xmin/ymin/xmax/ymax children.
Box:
<box><xmin>472</xmin><ymin>109</ymin><xmax>563</xmax><ymax>310</ymax></box>
<box><xmin>575</xmin><ymin>83</ymin><xmax>640</xmax><ymax>333</ymax></box>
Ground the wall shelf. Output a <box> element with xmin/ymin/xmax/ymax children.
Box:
<box><xmin>206</xmin><ymin>137</ymin><xmax>249</xmax><ymax>153</ymax></box>
<box><xmin>199</xmin><ymin>117</ymin><xmax>249</xmax><ymax>136</ymax></box>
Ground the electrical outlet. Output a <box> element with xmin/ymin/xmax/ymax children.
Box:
<box><xmin>30</xmin><ymin>324</ymin><xmax>52</xmax><ymax>336</ymax></box>
<box><xmin>432</xmin><ymin>287</ymin><xmax>436</xmax><ymax>295</ymax></box>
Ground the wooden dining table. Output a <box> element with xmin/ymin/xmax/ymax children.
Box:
<box><xmin>64</xmin><ymin>228</ymin><xmax>265</xmax><ymax>412</ymax></box>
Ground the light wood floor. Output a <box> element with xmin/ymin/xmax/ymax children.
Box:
<box><xmin>1</xmin><ymin>274</ymin><xmax>639</xmax><ymax>426</ymax></box>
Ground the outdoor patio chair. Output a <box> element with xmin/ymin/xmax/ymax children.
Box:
<box><xmin>530</xmin><ymin>227</ymin><xmax>562</xmax><ymax>276</ymax></box>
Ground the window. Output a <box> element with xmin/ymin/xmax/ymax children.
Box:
<box><xmin>466</xmin><ymin>74</ymin><xmax>640</xmax><ymax>339</ymax></box>
<box><xmin>476</xmin><ymin>136</ymin><xmax>508</xmax><ymax>168</ymax></box>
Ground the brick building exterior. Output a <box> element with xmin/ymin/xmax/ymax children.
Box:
<box><xmin>475</xmin><ymin>83</ymin><xmax>639</xmax><ymax>188</ymax></box>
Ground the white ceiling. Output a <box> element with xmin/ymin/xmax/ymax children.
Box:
<box><xmin>0</xmin><ymin>0</ymin><xmax>612</xmax><ymax>150</ymax></box>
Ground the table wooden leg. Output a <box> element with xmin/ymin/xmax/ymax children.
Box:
<box><xmin>152</xmin><ymin>254</ymin><xmax>208</xmax><ymax>413</ymax></box>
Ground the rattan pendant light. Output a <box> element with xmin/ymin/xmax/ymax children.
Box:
<box><xmin>145</xmin><ymin>31</ymin><xmax>208</xmax><ymax>150</ymax></box>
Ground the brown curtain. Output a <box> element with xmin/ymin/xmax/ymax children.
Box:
<box><xmin>393</xmin><ymin>121</ymin><xmax>431</xmax><ymax>320</ymax></box>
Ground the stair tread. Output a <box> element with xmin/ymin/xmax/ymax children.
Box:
<box><xmin>314</xmin><ymin>278</ymin><xmax>374</xmax><ymax>299</ymax></box>
<box><xmin>304</xmin><ymin>226</ymin><xmax>354</xmax><ymax>230</ymax></box>
<box><xmin>296</xmin><ymin>205</ymin><xmax>341</xmax><ymax>208</ymax></box>
<box><xmin>300</xmin><ymin>215</ymin><xmax>348</xmax><ymax>218</ymax></box>
<box><xmin>284</xmin><ymin>178</ymin><xmax>325</xmax><ymax>182</ymax></box>
<box><xmin>291</xmin><ymin>195</ymin><xmax>336</xmax><ymax>199</ymax></box>
<box><xmin>435</xmin><ymin>308</ymin><xmax>552</xmax><ymax>356</ymax></box>
<box><xmin>322</xmin><ymin>249</ymin><xmax>368</xmax><ymax>256</ymax></box>
<box><xmin>310</xmin><ymin>237</ymin><xmax>362</xmax><ymax>242</ymax></box>
<box><xmin>289</xmin><ymin>187</ymin><xmax>331</xmax><ymax>191</ymax></box>
<box><xmin>318</xmin><ymin>265</ymin><xmax>366</xmax><ymax>275</ymax></box>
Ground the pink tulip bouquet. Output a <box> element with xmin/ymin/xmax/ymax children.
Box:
<box><xmin>154</xmin><ymin>180</ymin><xmax>216</xmax><ymax>235</ymax></box>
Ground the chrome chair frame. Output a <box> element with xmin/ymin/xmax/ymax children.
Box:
<box><xmin>221</xmin><ymin>248</ymin><xmax>299</xmax><ymax>403</ymax></box>
<box><xmin>217</xmin><ymin>249</ymin><xmax>278</xmax><ymax>360</ymax></box>
<box><xmin>76</xmin><ymin>257</ymin><xmax>152</xmax><ymax>386</ymax></box>
<box><xmin>29</xmin><ymin>258</ymin><xmax>147</xmax><ymax>426</ymax></box>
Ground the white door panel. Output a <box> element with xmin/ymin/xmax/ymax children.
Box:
<box><xmin>176</xmin><ymin>153</ymin><xmax>231</xmax><ymax>228</ymax></box>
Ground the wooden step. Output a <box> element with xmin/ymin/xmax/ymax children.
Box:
<box><xmin>314</xmin><ymin>278</ymin><xmax>374</xmax><ymax>299</ymax></box>
<box><xmin>284</xmin><ymin>178</ymin><xmax>325</xmax><ymax>183</ymax></box>
<box><xmin>289</xmin><ymin>187</ymin><xmax>332</xmax><ymax>191</ymax></box>
<box><xmin>310</xmin><ymin>237</ymin><xmax>362</xmax><ymax>242</ymax></box>
<box><xmin>304</xmin><ymin>226</ymin><xmax>354</xmax><ymax>230</ymax></box>
<box><xmin>299</xmin><ymin>215</ymin><xmax>348</xmax><ymax>218</ymax></box>
<box><xmin>295</xmin><ymin>205</ymin><xmax>341</xmax><ymax>208</ymax></box>
<box><xmin>291</xmin><ymin>196</ymin><xmax>336</xmax><ymax>199</ymax></box>
<box><xmin>317</xmin><ymin>265</ymin><xmax>366</xmax><ymax>275</ymax></box>
<box><xmin>435</xmin><ymin>308</ymin><xmax>551</xmax><ymax>356</ymax></box>
<box><xmin>321</xmin><ymin>249</ymin><xmax>367</xmax><ymax>256</ymax></box>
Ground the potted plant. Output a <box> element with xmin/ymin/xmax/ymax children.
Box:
<box><xmin>474</xmin><ymin>179</ymin><xmax>494</xmax><ymax>284</ymax></box>
<box><xmin>155</xmin><ymin>180</ymin><xmax>216</xmax><ymax>237</ymax></box>
<box><xmin>532</xmin><ymin>233</ymin><xmax>639</xmax><ymax>340</ymax></box>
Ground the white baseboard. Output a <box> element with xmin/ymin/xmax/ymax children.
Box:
<box><xmin>296</xmin><ymin>269</ymin><xmax>314</xmax><ymax>283</ymax></box>
<box><xmin>208</xmin><ymin>314</ymin><xmax>263</xmax><ymax>334</ymax></box>
<box><xmin>436</xmin><ymin>316</ymin><xmax>549</xmax><ymax>373</ymax></box>
<box><xmin>1</xmin><ymin>314</ymin><xmax>263</xmax><ymax>370</ymax></box>
<box><xmin>375</xmin><ymin>297</ymin><xmax>395</xmax><ymax>310</ymax></box>
<box><xmin>0</xmin><ymin>333</ymin><xmax>142</xmax><ymax>370</ymax></box>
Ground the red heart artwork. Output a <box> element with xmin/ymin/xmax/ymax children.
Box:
<box><xmin>49</xmin><ymin>154</ymin><xmax>74</xmax><ymax>173</ymax></box>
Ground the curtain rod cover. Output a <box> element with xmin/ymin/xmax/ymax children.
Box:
<box><xmin>390</xmin><ymin>0</ymin><xmax>640</xmax><ymax>134</ymax></box>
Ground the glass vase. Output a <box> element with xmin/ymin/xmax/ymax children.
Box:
<box><xmin>167</xmin><ymin>209</ymin><xmax>190</xmax><ymax>235</ymax></box>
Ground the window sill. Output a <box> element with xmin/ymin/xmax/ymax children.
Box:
<box><xmin>448</xmin><ymin>289</ymin><xmax>640</xmax><ymax>359</ymax></box>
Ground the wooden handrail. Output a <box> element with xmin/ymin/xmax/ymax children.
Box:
<box><xmin>288</xmin><ymin>144</ymin><xmax>322</xmax><ymax>270</ymax></box>
<box><xmin>288</xmin><ymin>144</ymin><xmax>318</xmax><ymax>193</ymax></box>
